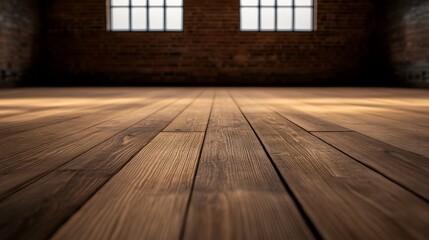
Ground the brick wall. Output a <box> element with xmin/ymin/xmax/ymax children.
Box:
<box><xmin>383</xmin><ymin>0</ymin><xmax>429</xmax><ymax>87</ymax></box>
<box><xmin>0</xmin><ymin>0</ymin><xmax>40</xmax><ymax>87</ymax></box>
<box><xmin>41</xmin><ymin>0</ymin><xmax>383</xmax><ymax>86</ymax></box>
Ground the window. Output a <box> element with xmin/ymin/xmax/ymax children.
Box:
<box><xmin>240</xmin><ymin>0</ymin><xmax>314</xmax><ymax>31</ymax></box>
<box><xmin>109</xmin><ymin>0</ymin><xmax>183</xmax><ymax>31</ymax></box>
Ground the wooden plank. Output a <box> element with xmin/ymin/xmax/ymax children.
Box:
<box><xmin>205</xmin><ymin>92</ymin><xmax>250</xmax><ymax>131</ymax></box>
<box><xmin>183</xmin><ymin>92</ymin><xmax>313</xmax><ymax>240</ymax></box>
<box><xmin>0</xmin><ymin>90</ymin><xmax>175</xmax><ymax>159</ymax></box>
<box><xmin>0</xmin><ymin>96</ymin><xmax>197</xmax><ymax>240</ymax></box>
<box><xmin>266</xmin><ymin>104</ymin><xmax>348</xmax><ymax>132</ymax></box>
<box><xmin>0</xmin><ymin>88</ymin><xmax>134</xmax><ymax>121</ymax></box>
<box><xmin>0</xmin><ymin>91</ymin><xmax>199</xmax><ymax>200</ymax></box>
<box><xmin>237</xmin><ymin>90</ymin><xmax>349</xmax><ymax>132</ymax></box>
<box><xmin>256</xmin><ymin>89</ymin><xmax>429</xmax><ymax>157</ymax></box>
<box><xmin>0</xmin><ymin>88</ymin><xmax>169</xmax><ymax>137</ymax></box>
<box><xmin>298</xmin><ymin>99</ymin><xmax>429</xmax><ymax>130</ymax></box>
<box><xmin>372</xmin><ymin>98</ymin><xmax>429</xmax><ymax>115</ymax></box>
<box><xmin>0</xmin><ymin>87</ymin><xmax>164</xmax><ymax>121</ymax></box>
<box><xmin>241</xmin><ymin>89</ymin><xmax>428</xmax><ymax>145</ymax></box>
<box><xmin>0</xmin><ymin>87</ymin><xmax>106</xmax><ymax>98</ymax></box>
<box><xmin>301</xmin><ymin>99</ymin><xmax>429</xmax><ymax>117</ymax></box>
<box><xmin>52</xmin><ymin>132</ymin><xmax>205</xmax><ymax>240</ymax></box>
<box><xmin>313</xmin><ymin>131</ymin><xmax>429</xmax><ymax>200</ymax></box>
<box><xmin>300</xmin><ymin>88</ymin><xmax>429</xmax><ymax>116</ymax></box>
<box><xmin>233</xmin><ymin>94</ymin><xmax>429</xmax><ymax>240</ymax></box>
<box><xmin>304</xmin><ymin>107</ymin><xmax>429</xmax><ymax>157</ymax></box>
<box><xmin>164</xmin><ymin>91</ymin><xmax>214</xmax><ymax>132</ymax></box>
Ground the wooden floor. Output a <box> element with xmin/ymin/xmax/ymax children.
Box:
<box><xmin>0</xmin><ymin>87</ymin><xmax>428</xmax><ymax>240</ymax></box>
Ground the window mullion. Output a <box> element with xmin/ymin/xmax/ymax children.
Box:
<box><xmin>147</xmin><ymin>1</ymin><xmax>150</xmax><ymax>31</ymax></box>
<box><xmin>129</xmin><ymin>0</ymin><xmax>132</xmax><ymax>31</ymax></box>
<box><xmin>110</xmin><ymin>3</ymin><xmax>113</xmax><ymax>30</ymax></box>
<box><xmin>164</xmin><ymin>0</ymin><xmax>167</xmax><ymax>31</ymax></box>
<box><xmin>274</xmin><ymin>0</ymin><xmax>277</xmax><ymax>31</ymax></box>
<box><xmin>292</xmin><ymin>0</ymin><xmax>295</xmax><ymax>31</ymax></box>
<box><xmin>311</xmin><ymin>0</ymin><xmax>314</xmax><ymax>31</ymax></box>
<box><xmin>258</xmin><ymin>0</ymin><xmax>261</xmax><ymax>31</ymax></box>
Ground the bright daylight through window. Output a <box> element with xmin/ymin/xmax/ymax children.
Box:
<box><xmin>110</xmin><ymin>0</ymin><xmax>183</xmax><ymax>31</ymax></box>
<box><xmin>241</xmin><ymin>0</ymin><xmax>314</xmax><ymax>31</ymax></box>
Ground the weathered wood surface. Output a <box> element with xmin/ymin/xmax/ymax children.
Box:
<box><xmin>233</xmin><ymin>92</ymin><xmax>429</xmax><ymax>240</ymax></box>
<box><xmin>183</xmin><ymin>92</ymin><xmax>313</xmax><ymax>240</ymax></box>
<box><xmin>0</xmin><ymin>92</ymin><xmax>202</xmax><ymax>240</ymax></box>
<box><xmin>0</xmin><ymin>87</ymin><xmax>427</xmax><ymax>240</ymax></box>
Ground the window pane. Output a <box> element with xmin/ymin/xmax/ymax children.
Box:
<box><xmin>295</xmin><ymin>0</ymin><xmax>313</xmax><ymax>6</ymax></box>
<box><xmin>277</xmin><ymin>7</ymin><xmax>292</xmax><ymax>30</ymax></box>
<box><xmin>241</xmin><ymin>7</ymin><xmax>258</xmax><ymax>30</ymax></box>
<box><xmin>111</xmin><ymin>8</ymin><xmax>130</xmax><ymax>30</ymax></box>
<box><xmin>132</xmin><ymin>0</ymin><xmax>147</xmax><ymax>6</ymax></box>
<box><xmin>149</xmin><ymin>7</ymin><xmax>164</xmax><ymax>30</ymax></box>
<box><xmin>260</xmin><ymin>0</ymin><xmax>275</xmax><ymax>6</ymax></box>
<box><xmin>260</xmin><ymin>8</ymin><xmax>275</xmax><ymax>30</ymax></box>
<box><xmin>278</xmin><ymin>0</ymin><xmax>292</xmax><ymax>6</ymax></box>
<box><xmin>241</xmin><ymin>0</ymin><xmax>258</xmax><ymax>6</ymax></box>
<box><xmin>166</xmin><ymin>0</ymin><xmax>182</xmax><ymax>6</ymax></box>
<box><xmin>166</xmin><ymin>7</ymin><xmax>182</xmax><ymax>30</ymax></box>
<box><xmin>295</xmin><ymin>7</ymin><xmax>313</xmax><ymax>30</ymax></box>
<box><xmin>149</xmin><ymin>0</ymin><xmax>164</xmax><ymax>6</ymax></box>
<box><xmin>132</xmin><ymin>8</ymin><xmax>147</xmax><ymax>30</ymax></box>
<box><xmin>112</xmin><ymin>0</ymin><xmax>129</xmax><ymax>6</ymax></box>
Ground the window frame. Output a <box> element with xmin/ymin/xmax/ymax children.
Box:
<box><xmin>240</xmin><ymin>0</ymin><xmax>317</xmax><ymax>32</ymax></box>
<box><xmin>108</xmin><ymin>0</ymin><xmax>184</xmax><ymax>32</ymax></box>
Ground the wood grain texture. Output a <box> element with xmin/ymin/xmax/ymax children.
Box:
<box><xmin>0</xmin><ymin>88</ymin><xmax>164</xmax><ymax>120</ymax></box>
<box><xmin>0</xmin><ymin>88</ymin><xmax>157</xmax><ymax>131</ymax></box>
<box><xmin>183</xmin><ymin>92</ymin><xmax>313</xmax><ymax>240</ymax></box>
<box><xmin>233</xmin><ymin>94</ymin><xmax>429</xmax><ymax>240</ymax></box>
<box><xmin>254</xmin><ymin>88</ymin><xmax>429</xmax><ymax>156</ymax></box>
<box><xmin>0</xmin><ymin>89</ymin><xmax>173</xmax><ymax>158</ymax></box>
<box><xmin>313</xmin><ymin>131</ymin><xmax>429</xmax><ymax>200</ymax></box>
<box><xmin>239</xmin><ymin>90</ymin><xmax>349</xmax><ymax>132</ymax></box>
<box><xmin>268</xmin><ymin>104</ymin><xmax>349</xmax><ymax>132</ymax></box>
<box><xmin>52</xmin><ymin>132</ymin><xmax>205</xmax><ymax>240</ymax></box>
<box><xmin>0</xmin><ymin>97</ymin><xmax>196</xmax><ymax>240</ymax></box>
<box><xmin>0</xmin><ymin>104</ymin><xmax>141</xmax><ymax>158</ymax></box>
<box><xmin>302</xmin><ymin>104</ymin><xmax>429</xmax><ymax>156</ymax></box>
<box><xmin>0</xmin><ymin>87</ymin><xmax>427</xmax><ymax>240</ymax></box>
<box><xmin>164</xmin><ymin>91</ymin><xmax>214</xmax><ymax>132</ymax></box>
<box><xmin>0</xmin><ymin>92</ymin><xmax>198</xmax><ymax>199</ymax></box>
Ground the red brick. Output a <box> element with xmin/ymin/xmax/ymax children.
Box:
<box><xmin>0</xmin><ymin>0</ymin><xmax>40</xmax><ymax>86</ymax></box>
<box><xmin>383</xmin><ymin>0</ymin><xmax>429</xmax><ymax>87</ymax></box>
<box><xmin>41</xmin><ymin>0</ymin><xmax>382</xmax><ymax>85</ymax></box>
